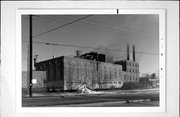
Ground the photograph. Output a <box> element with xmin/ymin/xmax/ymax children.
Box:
<box><xmin>22</xmin><ymin>14</ymin><xmax>160</xmax><ymax>107</ymax></box>
<box><xmin>1</xmin><ymin>1</ymin><xmax>179</xmax><ymax>117</ymax></box>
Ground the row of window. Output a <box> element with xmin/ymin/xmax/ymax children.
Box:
<box><xmin>36</xmin><ymin>61</ymin><xmax>63</xmax><ymax>70</ymax></box>
<box><xmin>66</xmin><ymin>81</ymin><xmax>122</xmax><ymax>85</ymax></box>
<box><xmin>37</xmin><ymin>60</ymin><xmax>124</xmax><ymax>71</ymax></box>
<box><xmin>124</xmin><ymin>75</ymin><xmax>139</xmax><ymax>81</ymax></box>
<box><xmin>66</xmin><ymin>66</ymin><xmax>122</xmax><ymax>79</ymax></box>
<box><xmin>127</xmin><ymin>62</ymin><xmax>139</xmax><ymax>67</ymax></box>
<box><xmin>126</xmin><ymin>68</ymin><xmax>139</xmax><ymax>73</ymax></box>
<box><xmin>102</xmin><ymin>69</ymin><xmax>121</xmax><ymax>80</ymax></box>
<box><xmin>64</xmin><ymin>65</ymin><xmax>123</xmax><ymax>81</ymax></box>
<box><xmin>66</xmin><ymin>62</ymin><xmax>122</xmax><ymax>73</ymax></box>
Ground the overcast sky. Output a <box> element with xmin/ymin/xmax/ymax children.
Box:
<box><xmin>22</xmin><ymin>15</ymin><xmax>159</xmax><ymax>76</ymax></box>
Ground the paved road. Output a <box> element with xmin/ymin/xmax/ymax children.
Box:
<box><xmin>62</xmin><ymin>101</ymin><xmax>159</xmax><ymax>107</ymax></box>
<box><xmin>22</xmin><ymin>92</ymin><xmax>159</xmax><ymax>107</ymax></box>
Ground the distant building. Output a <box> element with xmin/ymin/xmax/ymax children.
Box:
<box><xmin>114</xmin><ymin>44</ymin><xmax>139</xmax><ymax>83</ymax></box>
<box><xmin>22</xmin><ymin>71</ymin><xmax>46</xmax><ymax>92</ymax></box>
<box><xmin>114</xmin><ymin>60</ymin><xmax>139</xmax><ymax>83</ymax></box>
<box><xmin>139</xmin><ymin>77</ymin><xmax>159</xmax><ymax>88</ymax></box>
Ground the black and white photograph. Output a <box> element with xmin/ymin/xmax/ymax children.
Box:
<box><xmin>22</xmin><ymin>14</ymin><xmax>160</xmax><ymax>107</ymax></box>
<box><xmin>1</xmin><ymin>1</ymin><xmax>179</xmax><ymax>117</ymax></box>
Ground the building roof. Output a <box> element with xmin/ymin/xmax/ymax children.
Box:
<box><xmin>36</xmin><ymin>55</ymin><xmax>124</xmax><ymax>67</ymax></box>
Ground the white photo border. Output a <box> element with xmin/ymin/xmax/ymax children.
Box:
<box><xmin>1</xmin><ymin>1</ymin><xmax>179</xmax><ymax>117</ymax></box>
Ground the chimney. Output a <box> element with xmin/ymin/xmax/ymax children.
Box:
<box><xmin>76</xmin><ymin>50</ymin><xmax>81</xmax><ymax>57</ymax></box>
<box><xmin>127</xmin><ymin>43</ymin><xmax>130</xmax><ymax>60</ymax></box>
<box><xmin>133</xmin><ymin>45</ymin><xmax>135</xmax><ymax>62</ymax></box>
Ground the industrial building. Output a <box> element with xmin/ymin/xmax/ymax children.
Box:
<box><xmin>34</xmin><ymin>44</ymin><xmax>139</xmax><ymax>91</ymax></box>
<box><xmin>35</xmin><ymin>56</ymin><xmax>124</xmax><ymax>91</ymax></box>
<box><xmin>114</xmin><ymin>44</ymin><xmax>139</xmax><ymax>83</ymax></box>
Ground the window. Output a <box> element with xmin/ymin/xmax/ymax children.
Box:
<box><xmin>104</xmin><ymin>67</ymin><xmax>106</xmax><ymax>79</ymax></box>
<box><xmin>124</xmin><ymin>75</ymin><xmax>126</xmax><ymax>79</ymax></box>
<box><xmin>77</xmin><ymin>63</ymin><xmax>79</xmax><ymax>77</ymax></box>
<box><xmin>109</xmin><ymin>68</ymin><xmax>111</xmax><ymax>79</ymax></box>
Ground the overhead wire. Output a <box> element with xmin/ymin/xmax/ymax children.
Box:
<box><xmin>22</xmin><ymin>40</ymin><xmax>159</xmax><ymax>56</ymax></box>
<box><xmin>23</xmin><ymin>15</ymin><xmax>158</xmax><ymax>42</ymax></box>
<box><xmin>22</xmin><ymin>15</ymin><xmax>159</xmax><ymax>61</ymax></box>
<box><xmin>62</xmin><ymin>15</ymin><xmax>158</xmax><ymax>37</ymax></box>
<box><xmin>33</xmin><ymin>15</ymin><xmax>158</xmax><ymax>41</ymax></box>
<box><xmin>32</xmin><ymin>15</ymin><xmax>93</xmax><ymax>38</ymax></box>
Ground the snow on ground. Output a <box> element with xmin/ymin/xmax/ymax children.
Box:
<box><xmin>23</xmin><ymin>87</ymin><xmax>159</xmax><ymax>97</ymax></box>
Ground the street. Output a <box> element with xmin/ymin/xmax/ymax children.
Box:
<box><xmin>22</xmin><ymin>89</ymin><xmax>159</xmax><ymax>107</ymax></box>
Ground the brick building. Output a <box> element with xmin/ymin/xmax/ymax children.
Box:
<box><xmin>35</xmin><ymin>56</ymin><xmax>124</xmax><ymax>91</ymax></box>
<box><xmin>34</xmin><ymin>44</ymin><xmax>139</xmax><ymax>91</ymax></box>
<box><xmin>114</xmin><ymin>44</ymin><xmax>139</xmax><ymax>83</ymax></box>
<box><xmin>114</xmin><ymin>60</ymin><xmax>139</xmax><ymax>82</ymax></box>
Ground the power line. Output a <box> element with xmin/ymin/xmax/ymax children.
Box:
<box><xmin>24</xmin><ymin>15</ymin><xmax>158</xmax><ymax>42</ymax></box>
<box><xmin>51</xmin><ymin>15</ymin><xmax>158</xmax><ymax>38</ymax></box>
<box><xmin>33</xmin><ymin>15</ymin><xmax>158</xmax><ymax>41</ymax></box>
<box><xmin>32</xmin><ymin>15</ymin><xmax>93</xmax><ymax>38</ymax></box>
<box><xmin>66</xmin><ymin>15</ymin><xmax>158</xmax><ymax>37</ymax></box>
<box><xmin>22</xmin><ymin>40</ymin><xmax>159</xmax><ymax>56</ymax></box>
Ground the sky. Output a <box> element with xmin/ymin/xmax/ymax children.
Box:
<box><xmin>22</xmin><ymin>15</ymin><xmax>159</xmax><ymax>76</ymax></box>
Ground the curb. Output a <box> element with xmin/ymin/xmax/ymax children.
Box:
<box><xmin>126</xmin><ymin>99</ymin><xmax>151</xmax><ymax>103</ymax></box>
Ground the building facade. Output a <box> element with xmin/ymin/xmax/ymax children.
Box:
<box><xmin>114</xmin><ymin>60</ymin><xmax>139</xmax><ymax>83</ymax></box>
<box><xmin>35</xmin><ymin>56</ymin><xmax>124</xmax><ymax>91</ymax></box>
<box><xmin>114</xmin><ymin>44</ymin><xmax>139</xmax><ymax>83</ymax></box>
<box><xmin>34</xmin><ymin>44</ymin><xmax>139</xmax><ymax>91</ymax></box>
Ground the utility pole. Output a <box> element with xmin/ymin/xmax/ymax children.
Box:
<box><xmin>28</xmin><ymin>15</ymin><xmax>33</xmax><ymax>97</ymax></box>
